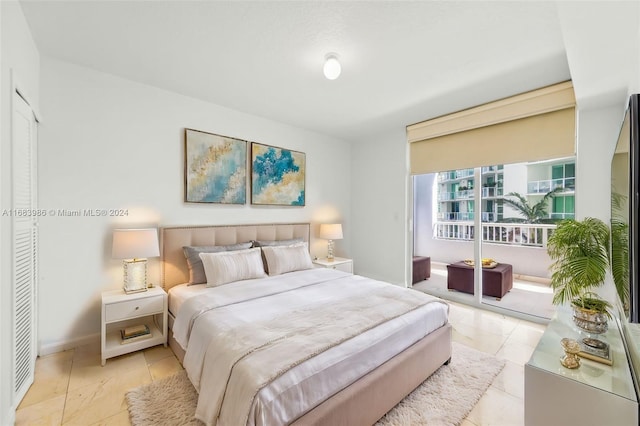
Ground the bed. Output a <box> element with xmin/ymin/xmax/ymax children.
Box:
<box><xmin>161</xmin><ymin>223</ymin><xmax>452</xmax><ymax>426</ymax></box>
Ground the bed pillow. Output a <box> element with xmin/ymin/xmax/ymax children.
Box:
<box><xmin>261</xmin><ymin>242</ymin><xmax>313</xmax><ymax>276</ymax></box>
<box><xmin>199</xmin><ymin>247</ymin><xmax>267</xmax><ymax>287</ymax></box>
<box><xmin>252</xmin><ymin>238</ymin><xmax>304</xmax><ymax>247</ymax></box>
<box><xmin>183</xmin><ymin>242</ymin><xmax>252</xmax><ymax>284</ymax></box>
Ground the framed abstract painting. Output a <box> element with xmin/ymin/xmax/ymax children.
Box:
<box><xmin>184</xmin><ymin>129</ymin><xmax>247</xmax><ymax>204</ymax></box>
<box><xmin>251</xmin><ymin>142</ymin><xmax>306</xmax><ymax>206</ymax></box>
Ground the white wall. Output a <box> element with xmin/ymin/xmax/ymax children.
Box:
<box><xmin>1</xmin><ymin>1</ymin><xmax>41</xmax><ymax>423</ymax></box>
<box><xmin>574</xmin><ymin>103</ymin><xmax>628</xmax><ymax>304</ymax></box>
<box><xmin>351</xmin><ymin>128</ymin><xmax>408</xmax><ymax>286</ymax></box>
<box><xmin>37</xmin><ymin>57</ymin><xmax>352</xmax><ymax>353</ymax></box>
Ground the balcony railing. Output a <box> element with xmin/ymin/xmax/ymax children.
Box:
<box><xmin>481</xmin><ymin>165</ymin><xmax>504</xmax><ymax>173</ymax></box>
<box><xmin>455</xmin><ymin>189</ymin><xmax>474</xmax><ymax>199</ymax></box>
<box><xmin>481</xmin><ymin>212</ymin><xmax>497</xmax><ymax>222</ymax></box>
<box><xmin>434</xmin><ymin>221</ymin><xmax>557</xmax><ymax>248</ymax></box>
<box><xmin>481</xmin><ymin>187</ymin><xmax>503</xmax><ymax>198</ymax></box>
<box><xmin>456</xmin><ymin>169</ymin><xmax>474</xmax><ymax>179</ymax></box>
<box><xmin>438</xmin><ymin>187</ymin><xmax>502</xmax><ymax>200</ymax></box>
<box><xmin>528</xmin><ymin>177</ymin><xmax>575</xmax><ymax>194</ymax></box>
<box><xmin>438</xmin><ymin>192</ymin><xmax>456</xmax><ymax>201</ymax></box>
<box><xmin>437</xmin><ymin>212</ymin><xmax>475</xmax><ymax>221</ymax></box>
<box><xmin>438</xmin><ymin>171</ymin><xmax>470</xmax><ymax>182</ymax></box>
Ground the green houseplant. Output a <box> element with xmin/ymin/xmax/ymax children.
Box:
<box><xmin>547</xmin><ymin>217</ymin><xmax>613</xmax><ymax>333</ymax></box>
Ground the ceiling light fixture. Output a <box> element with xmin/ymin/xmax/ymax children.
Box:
<box><xmin>323</xmin><ymin>53</ymin><xmax>341</xmax><ymax>80</ymax></box>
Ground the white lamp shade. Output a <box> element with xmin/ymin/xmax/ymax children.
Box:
<box><xmin>112</xmin><ymin>228</ymin><xmax>160</xmax><ymax>259</ymax></box>
<box><xmin>323</xmin><ymin>54</ymin><xmax>341</xmax><ymax>80</ymax></box>
<box><xmin>319</xmin><ymin>224</ymin><xmax>343</xmax><ymax>240</ymax></box>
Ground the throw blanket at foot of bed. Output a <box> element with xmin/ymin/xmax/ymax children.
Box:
<box><xmin>180</xmin><ymin>271</ymin><xmax>447</xmax><ymax>426</ymax></box>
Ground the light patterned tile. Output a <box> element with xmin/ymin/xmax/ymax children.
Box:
<box><xmin>496</xmin><ymin>340</ymin><xmax>537</xmax><ymax>366</ymax></box>
<box><xmin>15</xmin><ymin>394</ymin><xmax>65</xmax><ymax>426</ymax></box>
<box><xmin>148</xmin><ymin>355</ymin><xmax>183</xmax><ymax>381</ymax></box>
<box><xmin>453</xmin><ymin>323</ymin><xmax>509</xmax><ymax>355</ymax></box>
<box><xmin>467</xmin><ymin>311</ymin><xmax>520</xmax><ymax>337</ymax></box>
<box><xmin>71</xmin><ymin>342</ymin><xmax>101</xmax><ymax>367</ymax></box>
<box><xmin>466</xmin><ymin>387</ymin><xmax>524</xmax><ymax>426</ymax></box>
<box><xmin>490</xmin><ymin>360</ymin><xmax>524</xmax><ymax>399</ymax></box>
<box><xmin>19</xmin><ymin>350</ymin><xmax>73</xmax><ymax>409</ymax></box>
<box><xmin>62</xmin><ymin>366</ymin><xmax>150</xmax><ymax>425</ymax></box>
<box><xmin>447</xmin><ymin>302</ymin><xmax>477</xmax><ymax>324</ymax></box>
<box><xmin>143</xmin><ymin>345</ymin><xmax>174</xmax><ymax>365</ymax></box>
<box><xmin>449</xmin><ymin>302</ymin><xmax>520</xmax><ymax>337</ymax></box>
<box><xmin>68</xmin><ymin>352</ymin><xmax>147</xmax><ymax>392</ymax></box>
<box><xmin>507</xmin><ymin>321</ymin><xmax>547</xmax><ymax>347</ymax></box>
<box><xmin>88</xmin><ymin>410</ymin><xmax>131</xmax><ymax>426</ymax></box>
<box><xmin>460</xmin><ymin>419</ymin><xmax>479</xmax><ymax>426</ymax></box>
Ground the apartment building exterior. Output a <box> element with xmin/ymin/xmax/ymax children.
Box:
<box><xmin>436</xmin><ymin>159</ymin><xmax>575</xmax><ymax>227</ymax></box>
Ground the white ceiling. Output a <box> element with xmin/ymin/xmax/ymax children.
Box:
<box><xmin>19</xmin><ymin>1</ymin><xmax>640</xmax><ymax>142</ymax></box>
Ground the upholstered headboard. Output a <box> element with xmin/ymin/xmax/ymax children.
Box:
<box><xmin>160</xmin><ymin>223</ymin><xmax>310</xmax><ymax>290</ymax></box>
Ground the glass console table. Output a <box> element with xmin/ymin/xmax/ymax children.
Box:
<box><xmin>525</xmin><ymin>305</ymin><xmax>638</xmax><ymax>425</ymax></box>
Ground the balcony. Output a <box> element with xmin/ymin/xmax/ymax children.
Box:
<box><xmin>481</xmin><ymin>212</ymin><xmax>497</xmax><ymax>222</ymax></box>
<box><xmin>481</xmin><ymin>186</ymin><xmax>503</xmax><ymax>198</ymax></box>
<box><xmin>434</xmin><ymin>221</ymin><xmax>556</xmax><ymax>248</ymax></box>
<box><xmin>438</xmin><ymin>192</ymin><xmax>456</xmax><ymax>201</ymax></box>
<box><xmin>438</xmin><ymin>171</ymin><xmax>466</xmax><ymax>183</ymax></box>
<box><xmin>455</xmin><ymin>189</ymin><xmax>474</xmax><ymax>199</ymax></box>
<box><xmin>437</xmin><ymin>212</ymin><xmax>475</xmax><ymax>221</ymax></box>
<box><xmin>481</xmin><ymin>165</ymin><xmax>504</xmax><ymax>173</ymax></box>
<box><xmin>528</xmin><ymin>177</ymin><xmax>575</xmax><ymax>194</ymax></box>
<box><xmin>437</xmin><ymin>172</ymin><xmax>456</xmax><ymax>183</ymax></box>
<box><xmin>455</xmin><ymin>169</ymin><xmax>474</xmax><ymax>179</ymax></box>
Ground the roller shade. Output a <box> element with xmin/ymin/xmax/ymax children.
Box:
<box><xmin>407</xmin><ymin>81</ymin><xmax>576</xmax><ymax>175</ymax></box>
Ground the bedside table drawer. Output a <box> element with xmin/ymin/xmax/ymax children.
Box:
<box><xmin>332</xmin><ymin>263</ymin><xmax>352</xmax><ymax>273</ymax></box>
<box><xmin>105</xmin><ymin>296</ymin><xmax>163</xmax><ymax>322</ymax></box>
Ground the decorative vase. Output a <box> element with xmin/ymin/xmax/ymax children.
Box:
<box><xmin>560</xmin><ymin>338</ymin><xmax>581</xmax><ymax>369</ymax></box>
<box><xmin>572</xmin><ymin>306</ymin><xmax>609</xmax><ymax>334</ymax></box>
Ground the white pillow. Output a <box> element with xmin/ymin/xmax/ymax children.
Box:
<box><xmin>199</xmin><ymin>247</ymin><xmax>266</xmax><ymax>287</ymax></box>
<box><xmin>261</xmin><ymin>242</ymin><xmax>313</xmax><ymax>276</ymax></box>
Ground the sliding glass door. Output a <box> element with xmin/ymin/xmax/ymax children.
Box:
<box><xmin>413</xmin><ymin>157</ymin><xmax>574</xmax><ymax>320</ymax></box>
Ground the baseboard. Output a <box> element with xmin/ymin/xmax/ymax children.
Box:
<box><xmin>38</xmin><ymin>332</ymin><xmax>100</xmax><ymax>356</ymax></box>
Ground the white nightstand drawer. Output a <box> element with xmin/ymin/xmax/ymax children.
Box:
<box><xmin>312</xmin><ymin>257</ymin><xmax>353</xmax><ymax>274</ymax></box>
<box><xmin>331</xmin><ymin>262</ymin><xmax>352</xmax><ymax>273</ymax></box>
<box><xmin>105</xmin><ymin>295</ymin><xmax>163</xmax><ymax>322</ymax></box>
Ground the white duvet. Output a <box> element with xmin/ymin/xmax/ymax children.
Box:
<box><xmin>172</xmin><ymin>268</ymin><xmax>449</xmax><ymax>426</ymax></box>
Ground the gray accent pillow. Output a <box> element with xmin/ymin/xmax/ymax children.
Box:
<box><xmin>252</xmin><ymin>238</ymin><xmax>305</xmax><ymax>274</ymax></box>
<box><xmin>252</xmin><ymin>238</ymin><xmax>304</xmax><ymax>247</ymax></box>
<box><xmin>183</xmin><ymin>242</ymin><xmax>252</xmax><ymax>284</ymax></box>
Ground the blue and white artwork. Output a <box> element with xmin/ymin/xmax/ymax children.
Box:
<box><xmin>251</xmin><ymin>143</ymin><xmax>305</xmax><ymax>206</ymax></box>
<box><xmin>185</xmin><ymin>129</ymin><xmax>247</xmax><ymax>204</ymax></box>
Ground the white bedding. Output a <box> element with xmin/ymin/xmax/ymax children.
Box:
<box><xmin>171</xmin><ymin>268</ymin><xmax>449</xmax><ymax>426</ymax></box>
<box><xmin>168</xmin><ymin>282</ymin><xmax>202</xmax><ymax>316</ymax></box>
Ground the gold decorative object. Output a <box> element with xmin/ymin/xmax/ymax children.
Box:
<box><xmin>463</xmin><ymin>258</ymin><xmax>498</xmax><ymax>268</ymax></box>
<box><xmin>560</xmin><ymin>337</ymin><xmax>581</xmax><ymax>369</ymax></box>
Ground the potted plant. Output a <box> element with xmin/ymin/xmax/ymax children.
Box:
<box><xmin>547</xmin><ymin>217</ymin><xmax>612</xmax><ymax>333</ymax></box>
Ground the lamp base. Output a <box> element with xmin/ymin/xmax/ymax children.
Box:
<box><xmin>327</xmin><ymin>239</ymin><xmax>335</xmax><ymax>261</ymax></box>
<box><xmin>123</xmin><ymin>259</ymin><xmax>148</xmax><ymax>294</ymax></box>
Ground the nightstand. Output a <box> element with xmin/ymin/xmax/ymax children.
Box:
<box><xmin>312</xmin><ymin>257</ymin><xmax>353</xmax><ymax>274</ymax></box>
<box><xmin>101</xmin><ymin>286</ymin><xmax>167</xmax><ymax>366</ymax></box>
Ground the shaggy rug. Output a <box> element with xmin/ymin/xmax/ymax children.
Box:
<box><xmin>126</xmin><ymin>342</ymin><xmax>505</xmax><ymax>426</ymax></box>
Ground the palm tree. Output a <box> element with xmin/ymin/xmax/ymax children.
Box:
<box><xmin>501</xmin><ymin>187</ymin><xmax>562</xmax><ymax>223</ymax></box>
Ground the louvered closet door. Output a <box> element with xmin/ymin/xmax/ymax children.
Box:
<box><xmin>12</xmin><ymin>91</ymin><xmax>38</xmax><ymax>405</ymax></box>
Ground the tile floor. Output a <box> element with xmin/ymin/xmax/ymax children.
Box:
<box><xmin>15</xmin><ymin>302</ymin><xmax>546</xmax><ymax>425</ymax></box>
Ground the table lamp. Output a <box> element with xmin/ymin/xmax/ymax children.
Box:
<box><xmin>319</xmin><ymin>223</ymin><xmax>343</xmax><ymax>261</ymax></box>
<box><xmin>112</xmin><ymin>228</ymin><xmax>160</xmax><ymax>294</ymax></box>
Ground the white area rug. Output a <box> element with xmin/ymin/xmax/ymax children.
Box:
<box><xmin>126</xmin><ymin>342</ymin><xmax>504</xmax><ymax>426</ymax></box>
